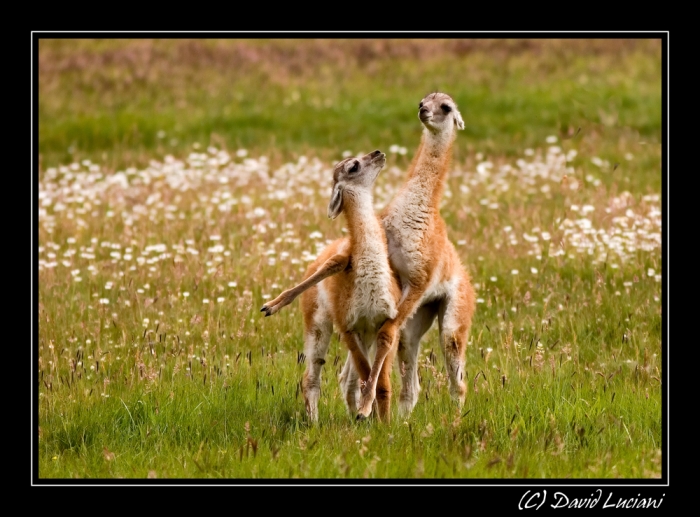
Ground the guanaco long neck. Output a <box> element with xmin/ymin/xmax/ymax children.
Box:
<box><xmin>343</xmin><ymin>191</ymin><xmax>387</xmax><ymax>262</ymax></box>
<box><xmin>401</xmin><ymin>128</ymin><xmax>456</xmax><ymax>212</ymax></box>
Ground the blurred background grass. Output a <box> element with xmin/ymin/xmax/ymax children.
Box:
<box><xmin>38</xmin><ymin>37</ymin><xmax>662</xmax><ymax>188</ymax></box>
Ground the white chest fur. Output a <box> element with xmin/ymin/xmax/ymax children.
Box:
<box><xmin>346</xmin><ymin>222</ymin><xmax>397</xmax><ymax>329</ymax></box>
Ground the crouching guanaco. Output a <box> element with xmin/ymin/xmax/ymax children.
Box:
<box><xmin>261</xmin><ymin>150</ymin><xmax>401</xmax><ymax>422</ymax></box>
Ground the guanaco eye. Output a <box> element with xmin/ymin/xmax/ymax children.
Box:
<box><xmin>441</xmin><ymin>104</ymin><xmax>452</xmax><ymax>113</ymax></box>
<box><xmin>349</xmin><ymin>161</ymin><xmax>359</xmax><ymax>173</ymax></box>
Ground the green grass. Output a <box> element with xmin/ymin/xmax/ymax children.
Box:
<box><xmin>36</xmin><ymin>37</ymin><xmax>663</xmax><ymax>480</ymax></box>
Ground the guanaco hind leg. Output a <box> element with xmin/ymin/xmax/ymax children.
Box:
<box><xmin>300</xmin><ymin>296</ymin><xmax>334</xmax><ymax>422</ymax></box>
<box><xmin>396</xmin><ymin>302</ymin><xmax>438</xmax><ymax>416</ymax></box>
<box><xmin>339</xmin><ymin>352</ymin><xmax>362</xmax><ymax>414</ymax></box>
<box><xmin>437</xmin><ymin>277</ymin><xmax>475</xmax><ymax>406</ymax></box>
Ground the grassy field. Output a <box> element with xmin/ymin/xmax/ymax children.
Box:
<box><xmin>35</xmin><ymin>37</ymin><xmax>664</xmax><ymax>482</ymax></box>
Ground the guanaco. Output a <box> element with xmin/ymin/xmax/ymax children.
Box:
<box><xmin>261</xmin><ymin>150</ymin><xmax>401</xmax><ymax>422</ymax></box>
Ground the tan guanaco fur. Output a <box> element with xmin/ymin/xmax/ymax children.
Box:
<box><xmin>261</xmin><ymin>150</ymin><xmax>401</xmax><ymax>422</ymax></box>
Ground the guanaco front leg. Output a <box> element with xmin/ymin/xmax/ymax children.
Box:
<box><xmin>356</xmin><ymin>284</ymin><xmax>425</xmax><ymax>420</ymax></box>
<box><xmin>339</xmin><ymin>331</ymin><xmax>371</xmax><ymax>413</ymax></box>
<box><xmin>374</xmin><ymin>341</ymin><xmax>397</xmax><ymax>423</ymax></box>
<box><xmin>261</xmin><ymin>252</ymin><xmax>350</xmax><ymax>316</ymax></box>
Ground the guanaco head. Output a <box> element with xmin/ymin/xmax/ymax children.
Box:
<box><xmin>327</xmin><ymin>150</ymin><xmax>386</xmax><ymax>219</ymax></box>
<box><xmin>418</xmin><ymin>92</ymin><xmax>464</xmax><ymax>133</ymax></box>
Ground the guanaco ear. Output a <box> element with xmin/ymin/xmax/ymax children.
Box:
<box><xmin>454</xmin><ymin>108</ymin><xmax>465</xmax><ymax>130</ymax></box>
<box><xmin>327</xmin><ymin>184</ymin><xmax>344</xmax><ymax>219</ymax></box>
